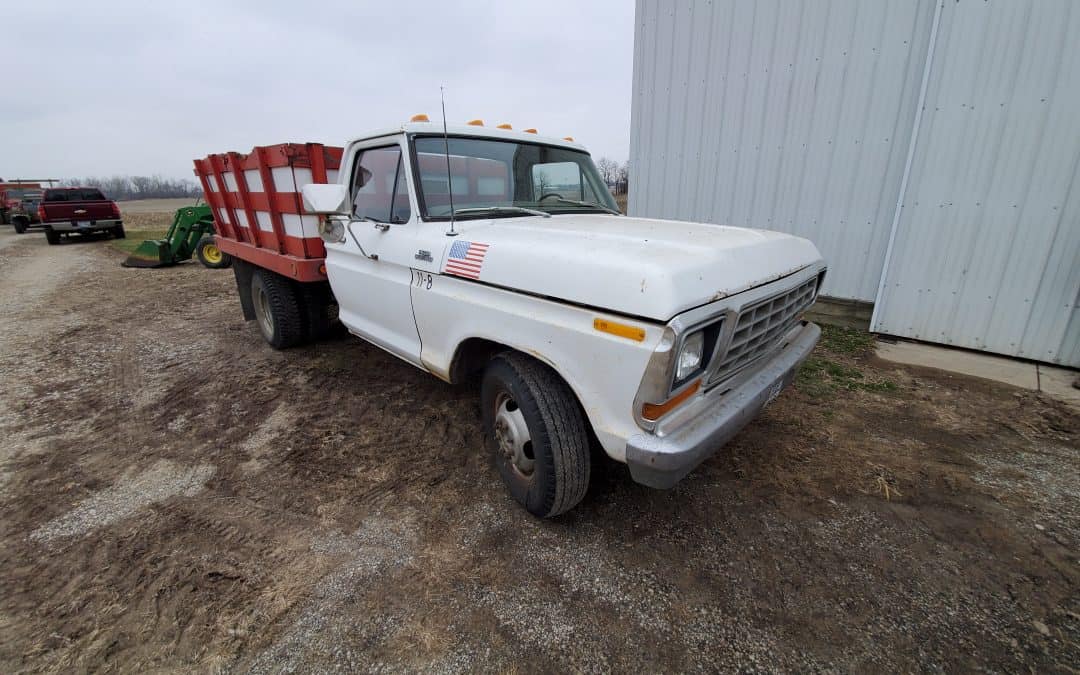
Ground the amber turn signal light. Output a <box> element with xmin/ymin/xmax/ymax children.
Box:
<box><xmin>593</xmin><ymin>318</ymin><xmax>645</xmax><ymax>342</ymax></box>
<box><xmin>642</xmin><ymin>379</ymin><xmax>700</xmax><ymax>421</ymax></box>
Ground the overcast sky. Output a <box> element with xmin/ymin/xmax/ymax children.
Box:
<box><xmin>5</xmin><ymin>0</ymin><xmax>634</xmax><ymax>182</ymax></box>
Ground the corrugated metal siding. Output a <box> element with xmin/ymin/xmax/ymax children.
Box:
<box><xmin>629</xmin><ymin>0</ymin><xmax>938</xmax><ymax>302</ymax></box>
<box><xmin>630</xmin><ymin>0</ymin><xmax>1080</xmax><ymax>366</ymax></box>
<box><xmin>871</xmin><ymin>0</ymin><xmax>1080</xmax><ymax>366</ymax></box>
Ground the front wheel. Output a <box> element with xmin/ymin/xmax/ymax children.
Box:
<box><xmin>196</xmin><ymin>235</ymin><xmax>232</xmax><ymax>269</ymax></box>
<box><xmin>481</xmin><ymin>353</ymin><xmax>591</xmax><ymax>518</ymax></box>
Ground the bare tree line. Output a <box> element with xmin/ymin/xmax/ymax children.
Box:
<box><xmin>594</xmin><ymin>158</ymin><xmax>629</xmax><ymax>196</ymax></box>
<box><xmin>60</xmin><ymin>175</ymin><xmax>201</xmax><ymax>201</ymax></box>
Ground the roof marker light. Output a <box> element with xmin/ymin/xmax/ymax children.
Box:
<box><xmin>496</xmin><ymin>123</ymin><xmax>512</xmax><ymax>130</ymax></box>
<box><xmin>410</xmin><ymin>114</ymin><xmax>430</xmax><ymax>122</ymax></box>
<box><xmin>467</xmin><ymin>119</ymin><xmax>484</xmax><ymax>126</ymax></box>
<box><xmin>523</xmin><ymin>128</ymin><xmax>537</xmax><ymax>134</ymax></box>
<box><xmin>563</xmin><ymin>136</ymin><xmax>574</xmax><ymax>142</ymax></box>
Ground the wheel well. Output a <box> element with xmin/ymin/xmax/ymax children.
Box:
<box><xmin>449</xmin><ymin>338</ymin><xmax>509</xmax><ymax>384</ymax></box>
<box><xmin>449</xmin><ymin>339</ymin><xmax>604</xmax><ymax>458</ymax></box>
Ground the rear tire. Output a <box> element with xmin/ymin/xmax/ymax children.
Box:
<box><xmin>299</xmin><ymin>282</ymin><xmax>337</xmax><ymax>342</ymax></box>
<box><xmin>250</xmin><ymin>269</ymin><xmax>304</xmax><ymax>349</ymax></box>
<box><xmin>45</xmin><ymin>228</ymin><xmax>60</xmax><ymax>245</ymax></box>
<box><xmin>112</xmin><ymin>224</ymin><xmax>126</xmax><ymax>239</ymax></box>
<box><xmin>13</xmin><ymin>219</ymin><xmax>27</xmax><ymax>234</ymax></box>
<box><xmin>481</xmin><ymin>352</ymin><xmax>591</xmax><ymax>518</ymax></box>
<box><xmin>195</xmin><ymin>235</ymin><xmax>232</xmax><ymax>269</ymax></box>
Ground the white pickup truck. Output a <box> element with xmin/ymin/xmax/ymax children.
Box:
<box><xmin>221</xmin><ymin>120</ymin><xmax>826</xmax><ymax>517</ymax></box>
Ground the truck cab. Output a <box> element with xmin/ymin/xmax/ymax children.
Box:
<box><xmin>297</xmin><ymin>120</ymin><xmax>826</xmax><ymax>516</ymax></box>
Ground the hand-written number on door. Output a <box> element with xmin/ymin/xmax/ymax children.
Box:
<box><xmin>412</xmin><ymin>270</ymin><xmax>433</xmax><ymax>290</ymax></box>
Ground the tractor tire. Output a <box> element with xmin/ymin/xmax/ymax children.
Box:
<box><xmin>13</xmin><ymin>219</ymin><xmax>27</xmax><ymax>234</ymax></box>
<box><xmin>112</xmin><ymin>224</ymin><xmax>126</xmax><ymax>239</ymax></box>
<box><xmin>250</xmin><ymin>269</ymin><xmax>304</xmax><ymax>349</ymax></box>
<box><xmin>45</xmin><ymin>228</ymin><xmax>60</xmax><ymax>245</ymax></box>
<box><xmin>481</xmin><ymin>352</ymin><xmax>591</xmax><ymax>518</ymax></box>
<box><xmin>196</xmin><ymin>235</ymin><xmax>232</xmax><ymax>269</ymax></box>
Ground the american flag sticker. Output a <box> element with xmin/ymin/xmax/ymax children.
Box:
<box><xmin>444</xmin><ymin>240</ymin><xmax>489</xmax><ymax>279</ymax></box>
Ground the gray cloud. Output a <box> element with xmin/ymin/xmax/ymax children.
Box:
<box><xmin>5</xmin><ymin>0</ymin><xmax>633</xmax><ymax>181</ymax></box>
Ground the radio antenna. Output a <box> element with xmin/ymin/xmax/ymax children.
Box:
<box><xmin>441</xmin><ymin>86</ymin><xmax>458</xmax><ymax>237</ymax></box>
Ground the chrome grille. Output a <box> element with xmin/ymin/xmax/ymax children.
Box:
<box><xmin>708</xmin><ymin>277</ymin><xmax>818</xmax><ymax>384</ymax></box>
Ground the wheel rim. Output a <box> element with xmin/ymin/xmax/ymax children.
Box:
<box><xmin>494</xmin><ymin>392</ymin><xmax>534</xmax><ymax>477</ymax></box>
<box><xmin>253</xmin><ymin>283</ymin><xmax>274</xmax><ymax>340</ymax></box>
<box><xmin>203</xmin><ymin>244</ymin><xmax>223</xmax><ymax>264</ymax></box>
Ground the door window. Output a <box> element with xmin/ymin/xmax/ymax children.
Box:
<box><xmin>351</xmin><ymin>146</ymin><xmax>411</xmax><ymax>223</ymax></box>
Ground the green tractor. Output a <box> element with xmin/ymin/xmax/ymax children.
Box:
<box><xmin>122</xmin><ymin>204</ymin><xmax>232</xmax><ymax>269</ymax></box>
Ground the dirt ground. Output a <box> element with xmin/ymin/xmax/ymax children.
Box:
<box><xmin>0</xmin><ymin>219</ymin><xmax>1077</xmax><ymax>673</ymax></box>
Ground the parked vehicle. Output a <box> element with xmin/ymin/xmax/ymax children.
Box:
<box><xmin>1</xmin><ymin>182</ymin><xmax>44</xmax><ymax>232</ymax></box>
<box><xmin>37</xmin><ymin>187</ymin><xmax>125</xmax><ymax>245</ymax></box>
<box><xmin>195</xmin><ymin>119</ymin><xmax>827</xmax><ymax>517</ymax></box>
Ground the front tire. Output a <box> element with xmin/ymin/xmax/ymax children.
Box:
<box><xmin>481</xmin><ymin>353</ymin><xmax>591</xmax><ymax>518</ymax></box>
<box><xmin>250</xmin><ymin>269</ymin><xmax>304</xmax><ymax>349</ymax></box>
<box><xmin>45</xmin><ymin>228</ymin><xmax>60</xmax><ymax>245</ymax></box>
<box><xmin>196</xmin><ymin>235</ymin><xmax>232</xmax><ymax>269</ymax></box>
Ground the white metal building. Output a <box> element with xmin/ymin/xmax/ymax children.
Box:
<box><xmin>628</xmin><ymin>0</ymin><xmax>1080</xmax><ymax>367</ymax></box>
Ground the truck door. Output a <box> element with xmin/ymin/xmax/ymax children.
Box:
<box><xmin>323</xmin><ymin>142</ymin><xmax>428</xmax><ymax>366</ymax></box>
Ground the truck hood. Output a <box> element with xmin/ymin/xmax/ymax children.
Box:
<box><xmin>444</xmin><ymin>214</ymin><xmax>825</xmax><ymax>321</ymax></box>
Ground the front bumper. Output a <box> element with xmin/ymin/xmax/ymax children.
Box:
<box><xmin>625</xmin><ymin>321</ymin><xmax>820</xmax><ymax>489</ymax></box>
<box><xmin>47</xmin><ymin>219</ymin><xmax>121</xmax><ymax>233</ymax></box>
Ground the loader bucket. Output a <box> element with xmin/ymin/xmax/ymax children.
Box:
<box><xmin>121</xmin><ymin>239</ymin><xmax>175</xmax><ymax>268</ymax></box>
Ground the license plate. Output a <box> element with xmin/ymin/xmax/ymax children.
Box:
<box><xmin>762</xmin><ymin>380</ymin><xmax>785</xmax><ymax>409</ymax></box>
<box><xmin>76</xmin><ymin>221</ymin><xmax>90</xmax><ymax>228</ymax></box>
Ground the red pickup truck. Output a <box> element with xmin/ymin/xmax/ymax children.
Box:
<box><xmin>37</xmin><ymin>188</ymin><xmax>125</xmax><ymax>245</ymax></box>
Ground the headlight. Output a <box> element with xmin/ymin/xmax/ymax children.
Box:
<box><xmin>675</xmin><ymin>330</ymin><xmax>704</xmax><ymax>382</ymax></box>
<box><xmin>319</xmin><ymin>217</ymin><xmax>346</xmax><ymax>243</ymax></box>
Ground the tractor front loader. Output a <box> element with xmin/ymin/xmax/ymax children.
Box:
<box><xmin>122</xmin><ymin>204</ymin><xmax>232</xmax><ymax>269</ymax></box>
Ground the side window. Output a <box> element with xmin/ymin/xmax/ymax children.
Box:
<box><xmin>351</xmin><ymin>146</ymin><xmax>410</xmax><ymax>223</ymax></box>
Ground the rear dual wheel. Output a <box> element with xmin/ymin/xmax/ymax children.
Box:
<box><xmin>250</xmin><ymin>269</ymin><xmax>304</xmax><ymax>349</ymax></box>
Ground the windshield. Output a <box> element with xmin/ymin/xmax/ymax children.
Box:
<box><xmin>412</xmin><ymin>136</ymin><xmax>618</xmax><ymax>220</ymax></box>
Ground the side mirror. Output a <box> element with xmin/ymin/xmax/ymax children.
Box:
<box><xmin>301</xmin><ymin>183</ymin><xmax>348</xmax><ymax>215</ymax></box>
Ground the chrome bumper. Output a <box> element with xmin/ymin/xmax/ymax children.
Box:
<box><xmin>625</xmin><ymin>322</ymin><xmax>820</xmax><ymax>489</ymax></box>
<box><xmin>47</xmin><ymin>219</ymin><xmax>121</xmax><ymax>232</ymax></box>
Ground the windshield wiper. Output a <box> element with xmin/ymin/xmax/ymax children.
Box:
<box><xmin>546</xmin><ymin>197</ymin><xmax>621</xmax><ymax>215</ymax></box>
<box><xmin>452</xmin><ymin>206</ymin><xmax>551</xmax><ymax>219</ymax></box>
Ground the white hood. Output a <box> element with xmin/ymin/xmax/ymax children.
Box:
<box><xmin>442</xmin><ymin>214</ymin><xmax>825</xmax><ymax>321</ymax></box>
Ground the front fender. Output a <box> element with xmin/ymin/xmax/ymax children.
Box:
<box><xmin>411</xmin><ymin>275</ymin><xmax>662</xmax><ymax>462</ymax></box>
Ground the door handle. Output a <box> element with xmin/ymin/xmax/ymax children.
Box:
<box><xmin>373</xmin><ymin>222</ymin><xmax>390</xmax><ymax>232</ymax></box>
